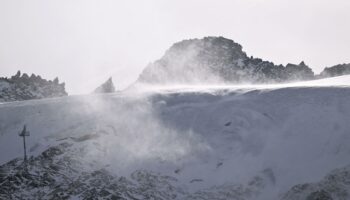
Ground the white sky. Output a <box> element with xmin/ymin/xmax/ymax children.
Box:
<box><xmin>0</xmin><ymin>0</ymin><xmax>349</xmax><ymax>94</ymax></box>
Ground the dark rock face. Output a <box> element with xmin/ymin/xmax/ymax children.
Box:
<box><xmin>136</xmin><ymin>36</ymin><xmax>314</xmax><ymax>85</ymax></box>
<box><xmin>0</xmin><ymin>71</ymin><xmax>67</xmax><ymax>102</ymax></box>
<box><xmin>320</xmin><ymin>64</ymin><xmax>350</xmax><ymax>78</ymax></box>
<box><xmin>306</xmin><ymin>190</ymin><xmax>333</xmax><ymax>200</ymax></box>
<box><xmin>285</xmin><ymin>61</ymin><xmax>314</xmax><ymax>81</ymax></box>
<box><xmin>94</xmin><ymin>77</ymin><xmax>115</xmax><ymax>93</ymax></box>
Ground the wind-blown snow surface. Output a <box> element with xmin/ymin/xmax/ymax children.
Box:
<box><xmin>1</xmin><ymin>76</ymin><xmax>350</xmax><ymax>199</ymax></box>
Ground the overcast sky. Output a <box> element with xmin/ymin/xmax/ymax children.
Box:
<box><xmin>0</xmin><ymin>0</ymin><xmax>349</xmax><ymax>94</ymax></box>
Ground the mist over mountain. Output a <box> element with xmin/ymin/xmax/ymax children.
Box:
<box><xmin>136</xmin><ymin>36</ymin><xmax>315</xmax><ymax>86</ymax></box>
<box><xmin>0</xmin><ymin>71</ymin><xmax>67</xmax><ymax>102</ymax></box>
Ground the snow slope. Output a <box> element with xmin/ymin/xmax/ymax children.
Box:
<box><xmin>1</xmin><ymin>76</ymin><xmax>350</xmax><ymax>199</ymax></box>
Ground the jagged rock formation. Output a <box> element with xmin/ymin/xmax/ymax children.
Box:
<box><xmin>320</xmin><ymin>63</ymin><xmax>350</xmax><ymax>78</ymax></box>
<box><xmin>136</xmin><ymin>36</ymin><xmax>314</xmax><ymax>85</ymax></box>
<box><xmin>0</xmin><ymin>71</ymin><xmax>67</xmax><ymax>102</ymax></box>
<box><xmin>94</xmin><ymin>77</ymin><xmax>115</xmax><ymax>93</ymax></box>
<box><xmin>285</xmin><ymin>61</ymin><xmax>314</xmax><ymax>81</ymax></box>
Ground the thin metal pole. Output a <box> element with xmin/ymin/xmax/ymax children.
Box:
<box><xmin>23</xmin><ymin>135</ymin><xmax>27</xmax><ymax>162</ymax></box>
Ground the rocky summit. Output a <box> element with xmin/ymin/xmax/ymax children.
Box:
<box><xmin>136</xmin><ymin>36</ymin><xmax>314</xmax><ymax>85</ymax></box>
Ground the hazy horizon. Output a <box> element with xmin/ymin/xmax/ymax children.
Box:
<box><xmin>1</xmin><ymin>0</ymin><xmax>350</xmax><ymax>94</ymax></box>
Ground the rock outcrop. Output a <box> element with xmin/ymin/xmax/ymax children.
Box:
<box><xmin>281</xmin><ymin>165</ymin><xmax>350</xmax><ymax>200</ymax></box>
<box><xmin>0</xmin><ymin>71</ymin><xmax>67</xmax><ymax>102</ymax></box>
<box><xmin>320</xmin><ymin>63</ymin><xmax>350</xmax><ymax>78</ymax></box>
<box><xmin>93</xmin><ymin>77</ymin><xmax>115</xmax><ymax>93</ymax></box>
<box><xmin>135</xmin><ymin>36</ymin><xmax>314</xmax><ymax>86</ymax></box>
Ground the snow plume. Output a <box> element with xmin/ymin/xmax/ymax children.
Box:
<box><xmin>62</xmin><ymin>93</ymin><xmax>211</xmax><ymax>175</ymax></box>
<box><xmin>137</xmin><ymin>39</ymin><xmax>227</xmax><ymax>85</ymax></box>
<box><xmin>0</xmin><ymin>92</ymin><xmax>210</xmax><ymax>174</ymax></box>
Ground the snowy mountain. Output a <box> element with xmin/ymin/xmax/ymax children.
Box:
<box><xmin>135</xmin><ymin>37</ymin><xmax>314</xmax><ymax>86</ymax></box>
<box><xmin>0</xmin><ymin>71</ymin><xmax>67</xmax><ymax>102</ymax></box>
<box><xmin>1</xmin><ymin>75</ymin><xmax>350</xmax><ymax>199</ymax></box>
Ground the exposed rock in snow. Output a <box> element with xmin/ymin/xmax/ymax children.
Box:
<box><xmin>0</xmin><ymin>141</ymin><xmax>273</xmax><ymax>200</ymax></box>
<box><xmin>0</xmin><ymin>71</ymin><xmax>67</xmax><ymax>102</ymax></box>
<box><xmin>320</xmin><ymin>63</ymin><xmax>350</xmax><ymax>78</ymax></box>
<box><xmin>135</xmin><ymin>36</ymin><xmax>314</xmax><ymax>86</ymax></box>
<box><xmin>93</xmin><ymin>77</ymin><xmax>115</xmax><ymax>93</ymax></box>
<box><xmin>281</xmin><ymin>166</ymin><xmax>350</xmax><ymax>200</ymax></box>
<box><xmin>285</xmin><ymin>61</ymin><xmax>314</xmax><ymax>81</ymax></box>
<box><xmin>0</xmin><ymin>142</ymin><xmax>186</xmax><ymax>199</ymax></box>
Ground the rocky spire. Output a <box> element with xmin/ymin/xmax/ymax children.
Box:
<box><xmin>94</xmin><ymin>77</ymin><xmax>115</xmax><ymax>93</ymax></box>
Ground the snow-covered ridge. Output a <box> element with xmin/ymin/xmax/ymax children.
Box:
<box><xmin>1</xmin><ymin>75</ymin><xmax>350</xmax><ymax>199</ymax></box>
